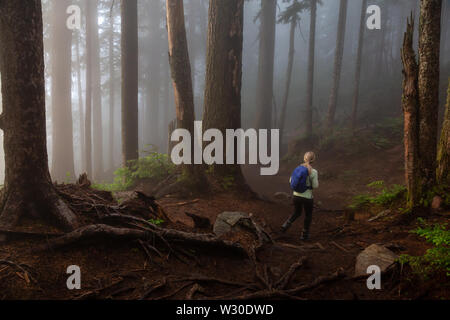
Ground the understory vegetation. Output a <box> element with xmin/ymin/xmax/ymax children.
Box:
<box><xmin>399</xmin><ymin>219</ymin><xmax>450</xmax><ymax>278</ymax></box>
<box><xmin>348</xmin><ymin>180</ymin><xmax>407</xmax><ymax>211</ymax></box>
<box><xmin>93</xmin><ymin>152</ymin><xmax>175</xmax><ymax>192</ymax></box>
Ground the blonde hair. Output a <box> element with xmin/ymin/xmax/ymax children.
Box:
<box><xmin>303</xmin><ymin>152</ymin><xmax>316</xmax><ymax>174</ymax></box>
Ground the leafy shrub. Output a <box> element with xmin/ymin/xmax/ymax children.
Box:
<box><xmin>93</xmin><ymin>152</ymin><xmax>175</xmax><ymax>192</ymax></box>
<box><xmin>399</xmin><ymin>220</ymin><xmax>450</xmax><ymax>278</ymax></box>
<box><xmin>348</xmin><ymin>180</ymin><xmax>406</xmax><ymax>210</ymax></box>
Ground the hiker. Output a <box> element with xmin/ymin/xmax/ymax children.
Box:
<box><xmin>281</xmin><ymin>151</ymin><xmax>319</xmax><ymax>240</ymax></box>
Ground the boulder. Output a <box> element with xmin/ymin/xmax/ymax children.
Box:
<box><xmin>354</xmin><ymin>244</ymin><xmax>398</xmax><ymax>277</ymax></box>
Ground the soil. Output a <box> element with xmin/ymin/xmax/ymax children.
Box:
<box><xmin>0</xmin><ymin>141</ymin><xmax>448</xmax><ymax>300</ymax></box>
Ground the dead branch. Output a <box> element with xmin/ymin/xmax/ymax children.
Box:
<box><xmin>285</xmin><ymin>268</ymin><xmax>346</xmax><ymax>295</ymax></box>
<box><xmin>275</xmin><ymin>256</ymin><xmax>307</xmax><ymax>290</ymax></box>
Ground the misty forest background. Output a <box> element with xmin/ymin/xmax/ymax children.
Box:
<box><xmin>0</xmin><ymin>0</ymin><xmax>448</xmax><ymax>185</ymax></box>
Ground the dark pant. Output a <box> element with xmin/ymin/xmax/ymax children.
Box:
<box><xmin>283</xmin><ymin>196</ymin><xmax>314</xmax><ymax>232</ymax></box>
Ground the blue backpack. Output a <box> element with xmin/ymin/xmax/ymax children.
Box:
<box><xmin>290</xmin><ymin>166</ymin><xmax>312</xmax><ymax>193</ymax></box>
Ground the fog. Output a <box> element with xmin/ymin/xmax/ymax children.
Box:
<box><xmin>0</xmin><ymin>0</ymin><xmax>448</xmax><ymax>184</ymax></box>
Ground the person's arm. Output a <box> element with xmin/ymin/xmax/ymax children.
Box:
<box><xmin>311</xmin><ymin>170</ymin><xmax>319</xmax><ymax>189</ymax></box>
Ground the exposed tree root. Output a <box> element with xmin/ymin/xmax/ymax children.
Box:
<box><xmin>37</xmin><ymin>224</ymin><xmax>248</xmax><ymax>257</ymax></box>
<box><xmin>275</xmin><ymin>257</ymin><xmax>307</xmax><ymax>290</ymax></box>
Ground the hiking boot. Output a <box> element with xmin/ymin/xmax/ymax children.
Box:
<box><xmin>300</xmin><ymin>230</ymin><xmax>310</xmax><ymax>241</ymax></box>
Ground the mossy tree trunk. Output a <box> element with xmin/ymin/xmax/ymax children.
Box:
<box><xmin>401</xmin><ymin>16</ymin><xmax>421</xmax><ymax>209</ymax></box>
<box><xmin>0</xmin><ymin>0</ymin><xmax>79</xmax><ymax>235</ymax></box>
<box><xmin>417</xmin><ymin>0</ymin><xmax>442</xmax><ymax>190</ymax></box>
<box><xmin>437</xmin><ymin>79</ymin><xmax>449</xmax><ymax>185</ymax></box>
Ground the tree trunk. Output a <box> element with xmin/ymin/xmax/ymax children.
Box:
<box><xmin>326</xmin><ymin>0</ymin><xmax>348</xmax><ymax>131</ymax></box>
<box><xmin>85</xmin><ymin>0</ymin><xmax>93</xmax><ymax>178</ymax></box>
<box><xmin>121</xmin><ymin>0</ymin><xmax>140</xmax><ymax>166</ymax></box>
<box><xmin>351</xmin><ymin>0</ymin><xmax>367</xmax><ymax>132</ymax></box>
<box><xmin>401</xmin><ymin>16</ymin><xmax>421</xmax><ymax>209</ymax></box>
<box><xmin>418</xmin><ymin>0</ymin><xmax>442</xmax><ymax>190</ymax></box>
<box><xmin>305</xmin><ymin>0</ymin><xmax>317</xmax><ymax>139</ymax></box>
<box><xmin>437</xmin><ymin>78</ymin><xmax>449</xmax><ymax>185</ymax></box>
<box><xmin>202</xmin><ymin>0</ymin><xmax>248</xmax><ymax>189</ymax></box>
<box><xmin>89</xmin><ymin>0</ymin><xmax>103</xmax><ymax>182</ymax></box>
<box><xmin>109</xmin><ymin>14</ymin><xmax>115</xmax><ymax>171</ymax></box>
<box><xmin>50</xmin><ymin>0</ymin><xmax>75</xmax><ymax>182</ymax></box>
<box><xmin>0</xmin><ymin>0</ymin><xmax>79</xmax><ymax>234</ymax></box>
<box><xmin>255</xmin><ymin>0</ymin><xmax>277</xmax><ymax>130</ymax></box>
<box><xmin>75</xmin><ymin>33</ymin><xmax>85</xmax><ymax>176</ymax></box>
<box><xmin>279</xmin><ymin>17</ymin><xmax>296</xmax><ymax>146</ymax></box>
<box><xmin>166</xmin><ymin>0</ymin><xmax>204</xmax><ymax>183</ymax></box>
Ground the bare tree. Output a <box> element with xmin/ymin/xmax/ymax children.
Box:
<box><xmin>304</xmin><ymin>0</ymin><xmax>317</xmax><ymax>140</ymax></box>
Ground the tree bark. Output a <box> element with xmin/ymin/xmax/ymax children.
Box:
<box><xmin>418</xmin><ymin>0</ymin><xmax>442</xmax><ymax>190</ymax></box>
<box><xmin>0</xmin><ymin>0</ymin><xmax>79</xmax><ymax>234</ymax></box>
<box><xmin>202</xmin><ymin>0</ymin><xmax>247</xmax><ymax>187</ymax></box>
<box><xmin>279</xmin><ymin>17</ymin><xmax>296</xmax><ymax>147</ymax></box>
<box><xmin>305</xmin><ymin>0</ymin><xmax>317</xmax><ymax>140</ymax></box>
<box><xmin>437</xmin><ymin>78</ymin><xmax>449</xmax><ymax>185</ymax></box>
<box><xmin>255</xmin><ymin>0</ymin><xmax>277</xmax><ymax>130</ymax></box>
<box><xmin>401</xmin><ymin>16</ymin><xmax>421</xmax><ymax>209</ymax></box>
<box><xmin>351</xmin><ymin>0</ymin><xmax>367</xmax><ymax>132</ymax></box>
<box><xmin>166</xmin><ymin>0</ymin><xmax>205</xmax><ymax>183</ymax></box>
<box><xmin>326</xmin><ymin>0</ymin><xmax>348</xmax><ymax>131</ymax></box>
<box><xmin>121</xmin><ymin>0</ymin><xmax>140</xmax><ymax>166</ymax></box>
<box><xmin>50</xmin><ymin>0</ymin><xmax>75</xmax><ymax>182</ymax></box>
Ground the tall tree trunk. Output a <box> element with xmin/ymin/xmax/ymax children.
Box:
<box><xmin>351</xmin><ymin>0</ymin><xmax>367</xmax><ymax>132</ymax></box>
<box><xmin>166</xmin><ymin>0</ymin><xmax>204</xmax><ymax>183</ymax></box>
<box><xmin>89</xmin><ymin>0</ymin><xmax>103</xmax><ymax>181</ymax></box>
<box><xmin>401</xmin><ymin>16</ymin><xmax>421</xmax><ymax>209</ymax></box>
<box><xmin>147</xmin><ymin>5</ymin><xmax>162</xmax><ymax>150</ymax></box>
<box><xmin>85</xmin><ymin>0</ymin><xmax>93</xmax><ymax>178</ymax></box>
<box><xmin>326</xmin><ymin>0</ymin><xmax>348</xmax><ymax>130</ymax></box>
<box><xmin>418</xmin><ymin>0</ymin><xmax>442</xmax><ymax>190</ymax></box>
<box><xmin>121</xmin><ymin>0</ymin><xmax>139</xmax><ymax>165</ymax></box>
<box><xmin>437</xmin><ymin>78</ymin><xmax>449</xmax><ymax>185</ymax></box>
<box><xmin>279</xmin><ymin>17</ymin><xmax>296</xmax><ymax>146</ymax></box>
<box><xmin>255</xmin><ymin>0</ymin><xmax>277</xmax><ymax>130</ymax></box>
<box><xmin>0</xmin><ymin>0</ymin><xmax>78</xmax><ymax>234</ymax></box>
<box><xmin>75</xmin><ymin>33</ymin><xmax>85</xmax><ymax>175</ymax></box>
<box><xmin>305</xmin><ymin>0</ymin><xmax>317</xmax><ymax>140</ymax></box>
<box><xmin>109</xmin><ymin>14</ymin><xmax>115</xmax><ymax>170</ymax></box>
<box><xmin>50</xmin><ymin>0</ymin><xmax>75</xmax><ymax>182</ymax></box>
<box><xmin>202</xmin><ymin>0</ymin><xmax>248</xmax><ymax>189</ymax></box>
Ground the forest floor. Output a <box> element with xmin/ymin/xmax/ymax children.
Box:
<box><xmin>0</xmin><ymin>132</ymin><xmax>449</xmax><ymax>300</ymax></box>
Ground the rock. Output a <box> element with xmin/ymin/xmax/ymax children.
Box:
<box><xmin>354</xmin><ymin>244</ymin><xmax>398</xmax><ymax>277</ymax></box>
<box><xmin>368</xmin><ymin>209</ymin><xmax>391</xmax><ymax>222</ymax></box>
<box><xmin>431</xmin><ymin>196</ymin><xmax>443</xmax><ymax>210</ymax></box>
<box><xmin>213</xmin><ymin>212</ymin><xmax>251</xmax><ymax>237</ymax></box>
<box><xmin>273</xmin><ymin>192</ymin><xmax>291</xmax><ymax>200</ymax></box>
<box><xmin>213</xmin><ymin>212</ymin><xmax>271</xmax><ymax>245</ymax></box>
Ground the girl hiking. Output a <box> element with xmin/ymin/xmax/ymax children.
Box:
<box><xmin>281</xmin><ymin>151</ymin><xmax>319</xmax><ymax>241</ymax></box>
